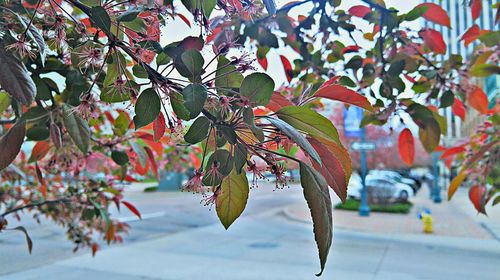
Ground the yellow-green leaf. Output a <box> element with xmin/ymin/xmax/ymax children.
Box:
<box><xmin>216</xmin><ymin>170</ymin><xmax>249</xmax><ymax>229</ymax></box>
<box><xmin>448</xmin><ymin>171</ymin><xmax>466</xmax><ymax>200</ymax></box>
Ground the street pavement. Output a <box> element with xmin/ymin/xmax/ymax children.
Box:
<box><xmin>1</xmin><ymin>182</ymin><xmax>499</xmax><ymax>279</ymax></box>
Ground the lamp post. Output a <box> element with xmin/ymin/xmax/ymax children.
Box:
<box><xmin>358</xmin><ymin>127</ymin><xmax>370</xmax><ymax>216</ymax></box>
<box><xmin>432</xmin><ymin>152</ymin><xmax>442</xmax><ymax>203</ymax></box>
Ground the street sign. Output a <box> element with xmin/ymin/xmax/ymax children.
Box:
<box><xmin>351</xmin><ymin>141</ymin><xmax>376</xmax><ymax>151</ymax></box>
<box><xmin>343</xmin><ymin>106</ymin><xmax>364</xmax><ymax>138</ymax></box>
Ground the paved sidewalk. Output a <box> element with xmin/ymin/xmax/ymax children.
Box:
<box><xmin>285</xmin><ymin>185</ymin><xmax>496</xmax><ymax>239</ymax></box>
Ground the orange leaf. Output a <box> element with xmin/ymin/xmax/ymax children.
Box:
<box><xmin>448</xmin><ymin>171</ymin><xmax>466</xmax><ymax>200</ymax></box>
<box><xmin>440</xmin><ymin>145</ymin><xmax>466</xmax><ymax>160</ymax></box>
<box><xmin>348</xmin><ymin>5</ymin><xmax>371</xmax><ymax>18</ymax></box>
<box><xmin>469</xmin><ymin>185</ymin><xmax>486</xmax><ymax>214</ymax></box>
<box><xmin>417</xmin><ymin>3</ymin><xmax>451</xmax><ymax>27</ymax></box>
<box><xmin>121</xmin><ymin>201</ymin><xmax>142</xmax><ymax>219</ymax></box>
<box><xmin>471</xmin><ymin>0</ymin><xmax>482</xmax><ymax>21</ymax></box>
<box><xmin>29</xmin><ymin>141</ymin><xmax>51</xmax><ymax>163</ymax></box>
<box><xmin>460</xmin><ymin>24</ymin><xmax>480</xmax><ymax>47</ymax></box>
<box><xmin>257</xmin><ymin>54</ymin><xmax>268</xmax><ymax>70</ymax></box>
<box><xmin>468</xmin><ymin>86</ymin><xmax>489</xmax><ymax>114</ymax></box>
<box><xmin>452</xmin><ymin>98</ymin><xmax>465</xmax><ymax>121</ymax></box>
<box><xmin>153</xmin><ymin>113</ymin><xmax>166</xmax><ymax>142</ymax></box>
<box><xmin>280</xmin><ymin>55</ymin><xmax>293</xmax><ymax>83</ymax></box>
<box><xmin>266</xmin><ymin>91</ymin><xmax>293</xmax><ymax>112</ymax></box>
<box><xmin>398</xmin><ymin>128</ymin><xmax>415</xmax><ymax>166</ymax></box>
<box><xmin>314</xmin><ymin>84</ymin><xmax>373</xmax><ymax>111</ymax></box>
<box><xmin>91</xmin><ymin>243</ymin><xmax>99</xmax><ymax>257</ymax></box>
<box><xmin>341</xmin><ymin>45</ymin><xmax>361</xmax><ymax>54</ymax></box>
<box><xmin>419</xmin><ymin>28</ymin><xmax>446</xmax><ymax>54</ymax></box>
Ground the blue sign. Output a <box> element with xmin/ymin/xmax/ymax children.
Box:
<box><xmin>343</xmin><ymin>106</ymin><xmax>364</xmax><ymax>138</ymax></box>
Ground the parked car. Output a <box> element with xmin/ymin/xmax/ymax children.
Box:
<box><xmin>347</xmin><ymin>173</ymin><xmax>414</xmax><ymax>202</ymax></box>
<box><xmin>368</xmin><ymin>170</ymin><xmax>419</xmax><ymax>192</ymax></box>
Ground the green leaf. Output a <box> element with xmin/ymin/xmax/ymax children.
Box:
<box><xmin>267</xmin><ymin>117</ymin><xmax>322</xmax><ymax>165</ymax></box>
<box><xmin>178</xmin><ymin>49</ymin><xmax>204</xmax><ymax>82</ymax></box>
<box><xmin>276</xmin><ymin>106</ymin><xmax>340</xmax><ymax>145</ymax></box>
<box><xmin>117</xmin><ymin>9</ymin><xmax>140</xmax><ymax>22</ymax></box>
<box><xmin>299</xmin><ymin>162</ymin><xmax>333</xmax><ymax>277</ymax></box>
<box><xmin>0</xmin><ymin>92</ymin><xmax>10</xmax><ymax>114</ymax></box>
<box><xmin>239</xmin><ymin>73</ymin><xmax>275</xmax><ymax>106</ymax></box>
<box><xmin>181</xmin><ymin>0</ymin><xmax>216</xmax><ymax>18</ymax></box>
<box><xmin>90</xmin><ymin>6</ymin><xmax>111</xmax><ymax>34</ymax></box>
<box><xmin>0</xmin><ymin>121</ymin><xmax>25</xmax><ymax>171</ymax></box>
<box><xmin>184</xmin><ymin>116</ymin><xmax>210</xmax><ymax>144</ymax></box>
<box><xmin>470</xmin><ymin>64</ymin><xmax>500</xmax><ymax>77</ymax></box>
<box><xmin>63</xmin><ymin>105</ymin><xmax>90</xmax><ymax>153</ymax></box>
<box><xmin>216</xmin><ymin>169</ymin><xmax>249</xmax><ymax>229</ymax></box>
<box><xmin>170</xmin><ymin>91</ymin><xmax>191</xmax><ymax>120</ymax></box>
<box><xmin>133</xmin><ymin>88</ymin><xmax>160</xmax><ymax>129</ymax></box>
<box><xmin>113</xmin><ymin>111</ymin><xmax>129</xmax><ymax>137</ymax></box>
<box><xmin>26</xmin><ymin>125</ymin><xmax>49</xmax><ymax>141</ymax></box>
<box><xmin>20</xmin><ymin>106</ymin><xmax>48</xmax><ymax>122</ymax></box>
<box><xmin>111</xmin><ymin>150</ymin><xmax>129</xmax><ymax>166</ymax></box>
<box><xmin>233</xmin><ymin>143</ymin><xmax>247</xmax><ymax>174</ymax></box>
<box><xmin>215</xmin><ymin>56</ymin><xmax>244</xmax><ymax>89</ymax></box>
<box><xmin>203</xmin><ymin>149</ymin><xmax>233</xmax><ymax>186</ymax></box>
<box><xmin>182</xmin><ymin>84</ymin><xmax>207</xmax><ymax>119</ymax></box>
<box><xmin>404</xmin><ymin>5</ymin><xmax>428</xmax><ymax>21</ymax></box>
<box><xmin>387</xmin><ymin>60</ymin><xmax>405</xmax><ymax>76</ymax></box>
<box><xmin>418</xmin><ymin>117</ymin><xmax>441</xmax><ymax>153</ymax></box>
<box><xmin>439</xmin><ymin>90</ymin><xmax>454</xmax><ymax>108</ymax></box>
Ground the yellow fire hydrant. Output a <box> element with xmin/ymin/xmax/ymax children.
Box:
<box><xmin>421</xmin><ymin>213</ymin><xmax>433</xmax><ymax>233</ymax></box>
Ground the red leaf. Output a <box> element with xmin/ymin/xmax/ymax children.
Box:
<box><xmin>121</xmin><ymin>201</ymin><xmax>142</xmax><ymax>219</ymax></box>
<box><xmin>417</xmin><ymin>3</ymin><xmax>451</xmax><ymax>27</ymax></box>
<box><xmin>460</xmin><ymin>24</ymin><xmax>480</xmax><ymax>47</ymax></box>
<box><xmin>91</xmin><ymin>243</ymin><xmax>99</xmax><ymax>257</ymax></box>
<box><xmin>308</xmin><ymin>137</ymin><xmax>351</xmax><ymax>202</ymax></box>
<box><xmin>153</xmin><ymin>113</ymin><xmax>166</xmax><ymax>142</ymax></box>
<box><xmin>471</xmin><ymin>0</ymin><xmax>482</xmax><ymax>20</ymax></box>
<box><xmin>266</xmin><ymin>91</ymin><xmax>294</xmax><ymax>112</ymax></box>
<box><xmin>468</xmin><ymin>86</ymin><xmax>489</xmax><ymax>114</ymax></box>
<box><xmin>341</xmin><ymin>45</ymin><xmax>361</xmax><ymax>54</ymax></box>
<box><xmin>104</xmin><ymin>112</ymin><xmax>115</xmax><ymax>124</ymax></box>
<box><xmin>469</xmin><ymin>185</ymin><xmax>486</xmax><ymax>214</ymax></box>
<box><xmin>144</xmin><ymin>146</ymin><xmax>158</xmax><ymax>179</ymax></box>
<box><xmin>177</xmin><ymin>13</ymin><xmax>191</xmax><ymax>27</ymax></box>
<box><xmin>314</xmin><ymin>84</ymin><xmax>373</xmax><ymax>111</ymax></box>
<box><xmin>419</xmin><ymin>28</ymin><xmax>446</xmax><ymax>54</ymax></box>
<box><xmin>279</xmin><ymin>55</ymin><xmax>293</xmax><ymax>83</ymax></box>
<box><xmin>452</xmin><ymin>98</ymin><xmax>465</xmax><ymax>121</ymax></box>
<box><xmin>440</xmin><ymin>145</ymin><xmax>466</xmax><ymax>160</ymax></box>
<box><xmin>257</xmin><ymin>54</ymin><xmax>268</xmax><ymax>70</ymax></box>
<box><xmin>29</xmin><ymin>141</ymin><xmax>51</xmax><ymax>163</ymax></box>
<box><xmin>348</xmin><ymin>5</ymin><xmax>371</xmax><ymax>18</ymax></box>
<box><xmin>398</xmin><ymin>128</ymin><xmax>415</xmax><ymax>166</ymax></box>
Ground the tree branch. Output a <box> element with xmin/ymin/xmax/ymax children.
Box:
<box><xmin>1</xmin><ymin>198</ymin><xmax>70</xmax><ymax>217</ymax></box>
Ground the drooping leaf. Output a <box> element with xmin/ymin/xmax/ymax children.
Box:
<box><xmin>133</xmin><ymin>88</ymin><xmax>160</xmax><ymax>129</ymax></box>
<box><xmin>178</xmin><ymin>49</ymin><xmax>204</xmax><ymax>81</ymax></box>
<box><xmin>28</xmin><ymin>141</ymin><xmax>51</xmax><ymax>163</ymax></box>
<box><xmin>216</xmin><ymin>170</ymin><xmax>249</xmax><ymax>229</ymax></box>
<box><xmin>416</xmin><ymin>3</ymin><xmax>451</xmax><ymax>27</ymax></box>
<box><xmin>418</xmin><ymin>117</ymin><xmax>440</xmax><ymax>153</ymax></box>
<box><xmin>276</xmin><ymin>106</ymin><xmax>340</xmax><ymax>145</ymax></box>
<box><xmin>63</xmin><ymin>105</ymin><xmax>90</xmax><ymax>154</ymax></box>
<box><xmin>170</xmin><ymin>91</ymin><xmax>191</xmax><ymax>120</ymax></box>
<box><xmin>448</xmin><ymin>171</ymin><xmax>466</xmax><ymax>200</ymax></box>
<box><xmin>279</xmin><ymin>55</ymin><xmax>293</xmax><ymax>83</ymax></box>
<box><xmin>404</xmin><ymin>5</ymin><xmax>429</xmax><ymax>21</ymax></box>
<box><xmin>182</xmin><ymin>84</ymin><xmax>207</xmax><ymax>119</ymax></box>
<box><xmin>267</xmin><ymin>117</ymin><xmax>321</xmax><ymax>165</ymax></box>
<box><xmin>469</xmin><ymin>185</ymin><xmax>486</xmax><ymax>214</ymax></box>
<box><xmin>308</xmin><ymin>137</ymin><xmax>350</xmax><ymax>202</ymax></box>
<box><xmin>419</xmin><ymin>28</ymin><xmax>447</xmax><ymax>54</ymax></box>
<box><xmin>0</xmin><ymin>47</ymin><xmax>36</xmax><ymax>105</ymax></box>
<box><xmin>203</xmin><ymin>149</ymin><xmax>234</xmax><ymax>186</ymax></box>
<box><xmin>460</xmin><ymin>24</ymin><xmax>481</xmax><ymax>47</ymax></box>
<box><xmin>314</xmin><ymin>84</ymin><xmax>373</xmax><ymax>111</ymax></box>
<box><xmin>12</xmin><ymin>226</ymin><xmax>33</xmax><ymax>254</ymax></box>
<box><xmin>467</xmin><ymin>86</ymin><xmax>489</xmax><ymax>114</ymax></box>
<box><xmin>239</xmin><ymin>73</ymin><xmax>275</xmax><ymax>106</ymax></box>
<box><xmin>471</xmin><ymin>0</ymin><xmax>482</xmax><ymax>20</ymax></box>
<box><xmin>122</xmin><ymin>201</ymin><xmax>142</xmax><ymax>219</ymax></box>
<box><xmin>153</xmin><ymin>113</ymin><xmax>166</xmax><ymax>142</ymax></box>
<box><xmin>0</xmin><ymin>121</ymin><xmax>26</xmax><ymax>171</ymax></box>
<box><xmin>90</xmin><ymin>6</ymin><xmax>111</xmax><ymax>34</ymax></box>
<box><xmin>398</xmin><ymin>128</ymin><xmax>415</xmax><ymax>166</ymax></box>
<box><xmin>181</xmin><ymin>0</ymin><xmax>216</xmax><ymax>18</ymax></box>
<box><xmin>266</xmin><ymin>92</ymin><xmax>294</xmax><ymax>112</ymax></box>
<box><xmin>299</xmin><ymin>162</ymin><xmax>332</xmax><ymax>277</ymax></box>
<box><xmin>184</xmin><ymin>116</ymin><xmax>210</xmax><ymax>144</ymax></box>
<box><xmin>257</xmin><ymin>54</ymin><xmax>268</xmax><ymax>70</ymax></box>
<box><xmin>452</xmin><ymin>98</ymin><xmax>465</xmax><ymax>121</ymax></box>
